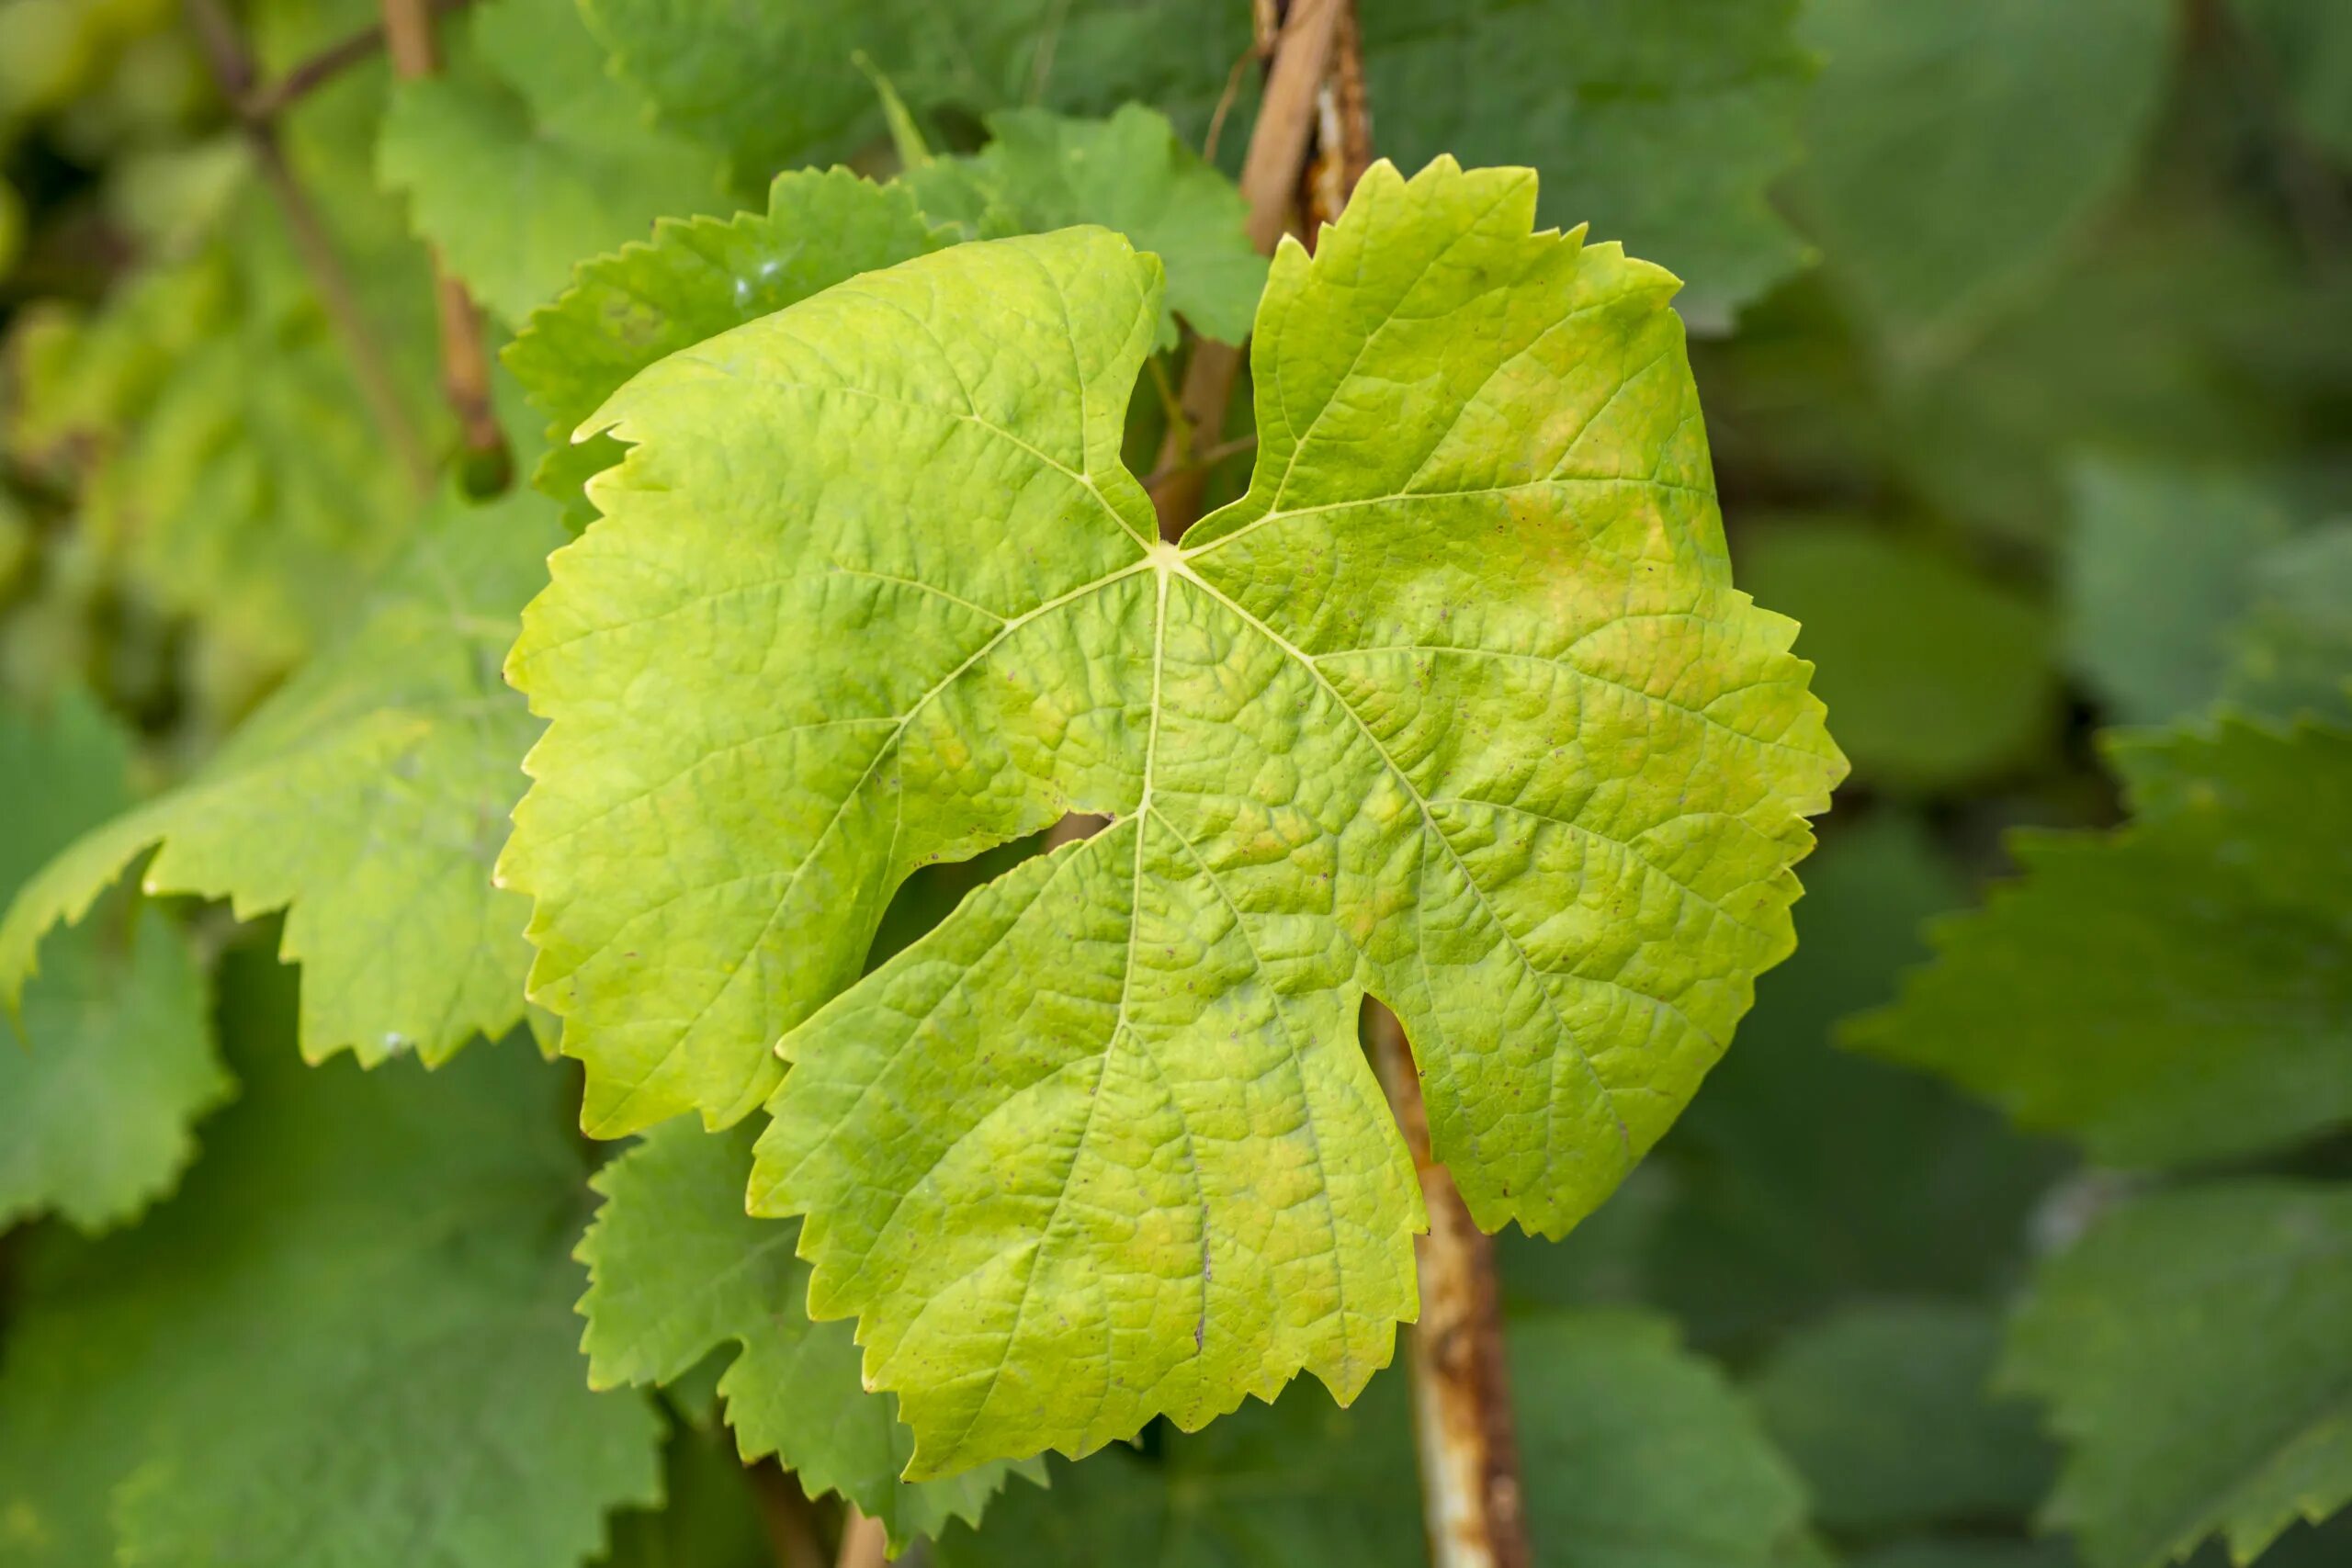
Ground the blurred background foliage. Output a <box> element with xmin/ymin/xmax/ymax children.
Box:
<box><xmin>0</xmin><ymin>2</ymin><xmax>2347</xmax><ymax>1566</ymax></box>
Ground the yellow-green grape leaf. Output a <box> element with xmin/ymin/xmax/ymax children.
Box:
<box><xmin>578</xmin><ymin>1120</ymin><xmax>1043</xmax><ymax>1548</ymax></box>
<box><xmin>504</xmin><ymin>159</ymin><xmax>1843</xmax><ymax>1474</ymax></box>
<box><xmin>1362</xmin><ymin>0</ymin><xmax>1813</xmax><ymax>332</ymax></box>
<box><xmin>1736</xmin><ymin>520</ymin><xmax>2056</xmax><ymax>791</ymax></box>
<box><xmin>2001</xmin><ymin>1181</ymin><xmax>2352</xmax><ymax>1568</ymax></box>
<box><xmin>1849</xmin><ymin>718</ymin><xmax>2352</xmax><ymax>1167</ymax></box>
<box><xmin>0</xmin><ymin>953</ymin><xmax>662</xmax><ymax>1568</ymax></box>
<box><xmin>1792</xmin><ymin>0</ymin><xmax>2171</xmax><ymax>349</ymax></box>
<box><xmin>934</xmin><ymin>1309</ymin><xmax>1815</xmax><ymax>1568</ymax></box>
<box><xmin>0</xmin><ymin>689</ymin><xmax>227</xmax><ymax>1233</ymax></box>
<box><xmin>503</xmin><ymin>169</ymin><xmax>955</xmax><ymax>529</ymax></box>
<box><xmin>377</xmin><ymin>0</ymin><xmax>730</xmax><ymax>325</ymax></box>
<box><xmin>902</xmin><ymin>105</ymin><xmax>1268</xmax><ymax>345</ymax></box>
<box><xmin>0</xmin><ymin>491</ymin><xmax>561</xmax><ymax>1067</ymax></box>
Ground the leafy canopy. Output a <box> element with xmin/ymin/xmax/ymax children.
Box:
<box><xmin>1849</xmin><ymin>717</ymin><xmax>2352</xmax><ymax>1168</ymax></box>
<box><xmin>0</xmin><ymin>491</ymin><xmax>563</xmax><ymax>1067</ymax></box>
<box><xmin>2001</xmin><ymin>1181</ymin><xmax>2352</xmax><ymax>1568</ymax></box>
<box><xmin>505</xmin><ymin>157</ymin><xmax>1842</xmax><ymax>1474</ymax></box>
<box><xmin>0</xmin><ymin>689</ymin><xmax>224</xmax><ymax>1233</ymax></box>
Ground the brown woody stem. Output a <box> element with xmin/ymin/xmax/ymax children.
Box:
<box><xmin>379</xmin><ymin>0</ymin><xmax>512</xmax><ymax>491</ymax></box>
<box><xmin>1370</xmin><ymin>1004</ymin><xmax>1532</xmax><ymax>1568</ymax></box>
<box><xmin>185</xmin><ymin>0</ymin><xmax>433</xmax><ymax>492</ymax></box>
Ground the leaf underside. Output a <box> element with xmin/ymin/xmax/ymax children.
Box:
<box><xmin>505</xmin><ymin>157</ymin><xmax>1843</xmax><ymax>1476</ymax></box>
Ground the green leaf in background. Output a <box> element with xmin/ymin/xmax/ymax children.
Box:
<box><xmin>0</xmin><ymin>688</ymin><xmax>226</xmax><ymax>1233</ymax></box>
<box><xmin>505</xmin><ymin>160</ymin><xmax>1841</xmax><ymax>1472</ymax></box>
<box><xmin>1849</xmin><ymin>717</ymin><xmax>2352</xmax><ymax>1168</ymax></box>
<box><xmin>503</xmin><ymin>168</ymin><xmax>952</xmax><ymax>527</ymax></box>
<box><xmin>1734</xmin><ymin>520</ymin><xmax>2056</xmax><ymax>790</ymax></box>
<box><xmin>2002</xmin><ymin>1181</ymin><xmax>2352</xmax><ymax>1568</ymax></box>
<box><xmin>376</xmin><ymin>0</ymin><xmax>731</xmax><ymax>325</ymax></box>
<box><xmin>0</xmin><ymin>491</ymin><xmax>560</xmax><ymax>1067</ymax></box>
<box><xmin>577</xmin><ymin>1119</ymin><xmax>1042</xmax><ymax>1548</ymax></box>
<box><xmin>1363</xmin><ymin>0</ymin><xmax>1813</xmax><ymax>332</ymax></box>
<box><xmin>0</xmin><ymin>949</ymin><xmax>662</xmax><ymax>1568</ymax></box>
<box><xmin>904</xmin><ymin>104</ymin><xmax>1267</xmax><ymax>344</ymax></box>
<box><xmin>2231</xmin><ymin>0</ymin><xmax>2352</xmax><ymax>160</ymax></box>
<box><xmin>577</xmin><ymin>0</ymin><xmax>1251</xmax><ymax>187</ymax></box>
<box><xmin>1792</xmin><ymin>0</ymin><xmax>2172</xmax><ymax>351</ymax></box>
<box><xmin>1752</xmin><ymin>1301</ymin><xmax>2054</xmax><ymax>1538</ymax></box>
<box><xmin>594</xmin><ymin>1416</ymin><xmax>770</xmax><ymax>1568</ymax></box>
<box><xmin>2062</xmin><ymin>457</ymin><xmax>2291</xmax><ymax>726</ymax></box>
<box><xmin>2225</xmin><ymin>521</ymin><xmax>2352</xmax><ymax>722</ymax></box>
<box><xmin>935</xmin><ymin>1308</ymin><xmax>1814</xmax><ymax>1568</ymax></box>
<box><xmin>1850</xmin><ymin>1545</ymin><xmax>2075</xmax><ymax>1568</ymax></box>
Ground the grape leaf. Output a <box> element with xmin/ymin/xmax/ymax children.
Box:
<box><xmin>903</xmin><ymin>104</ymin><xmax>1267</xmax><ymax>345</ymax></box>
<box><xmin>1735</xmin><ymin>519</ymin><xmax>2056</xmax><ymax>790</ymax></box>
<box><xmin>504</xmin><ymin>158</ymin><xmax>1843</xmax><ymax>1472</ymax></box>
<box><xmin>578</xmin><ymin>1119</ymin><xmax>1044</xmax><ymax>1547</ymax></box>
<box><xmin>1751</xmin><ymin>1301</ymin><xmax>2054</xmax><ymax>1536</ymax></box>
<box><xmin>0</xmin><ymin>949</ymin><xmax>662</xmax><ymax>1568</ymax></box>
<box><xmin>2001</xmin><ymin>1181</ymin><xmax>2352</xmax><ymax>1568</ymax></box>
<box><xmin>576</xmin><ymin>0</ymin><xmax>1250</xmax><ymax>188</ymax></box>
<box><xmin>2231</xmin><ymin>0</ymin><xmax>2352</xmax><ymax>161</ymax></box>
<box><xmin>933</xmin><ymin>1308</ymin><xmax>1815</xmax><ymax>1568</ymax></box>
<box><xmin>377</xmin><ymin>0</ymin><xmax>730</xmax><ymax>325</ymax></box>
<box><xmin>1790</xmin><ymin>0</ymin><xmax>2172</xmax><ymax>349</ymax></box>
<box><xmin>1852</xmin><ymin>1546</ymin><xmax>2075</xmax><ymax>1568</ymax></box>
<box><xmin>503</xmin><ymin>168</ymin><xmax>955</xmax><ymax>529</ymax></box>
<box><xmin>2062</xmin><ymin>458</ymin><xmax>2292</xmax><ymax>726</ymax></box>
<box><xmin>0</xmin><ymin>689</ymin><xmax>227</xmax><ymax>1233</ymax></box>
<box><xmin>1361</xmin><ymin>0</ymin><xmax>1813</xmax><ymax>332</ymax></box>
<box><xmin>1848</xmin><ymin>717</ymin><xmax>2352</xmax><ymax>1168</ymax></box>
<box><xmin>0</xmin><ymin>490</ymin><xmax>560</xmax><ymax>1067</ymax></box>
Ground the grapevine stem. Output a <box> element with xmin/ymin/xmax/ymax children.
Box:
<box><xmin>1369</xmin><ymin>1003</ymin><xmax>1533</xmax><ymax>1568</ymax></box>
<box><xmin>236</xmin><ymin>0</ymin><xmax>473</xmax><ymax>120</ymax></box>
<box><xmin>833</xmin><ymin>1507</ymin><xmax>888</xmax><ymax>1568</ymax></box>
<box><xmin>184</xmin><ymin>0</ymin><xmax>434</xmax><ymax>494</ymax></box>
<box><xmin>379</xmin><ymin>0</ymin><xmax>513</xmax><ymax>492</ymax></box>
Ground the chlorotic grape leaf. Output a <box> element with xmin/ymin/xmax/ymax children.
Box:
<box><xmin>503</xmin><ymin>168</ymin><xmax>955</xmax><ymax>528</ymax></box>
<box><xmin>504</xmin><ymin>158</ymin><xmax>1843</xmax><ymax>1474</ymax></box>
<box><xmin>1848</xmin><ymin>717</ymin><xmax>2352</xmax><ymax>1168</ymax></box>
<box><xmin>2062</xmin><ymin>457</ymin><xmax>2291</xmax><ymax>727</ymax></box>
<box><xmin>933</xmin><ymin>1308</ymin><xmax>1815</xmax><ymax>1568</ymax></box>
<box><xmin>1791</xmin><ymin>0</ymin><xmax>2171</xmax><ymax>349</ymax></box>
<box><xmin>903</xmin><ymin>105</ymin><xmax>1267</xmax><ymax>345</ymax></box>
<box><xmin>1751</xmin><ymin>1301</ymin><xmax>2054</xmax><ymax>1535</ymax></box>
<box><xmin>2001</xmin><ymin>1181</ymin><xmax>2352</xmax><ymax>1568</ymax></box>
<box><xmin>578</xmin><ymin>1119</ymin><xmax>1044</xmax><ymax>1548</ymax></box>
<box><xmin>0</xmin><ymin>950</ymin><xmax>662</xmax><ymax>1568</ymax></box>
<box><xmin>0</xmin><ymin>490</ymin><xmax>561</xmax><ymax>1067</ymax></box>
<box><xmin>0</xmin><ymin>690</ymin><xmax>227</xmax><ymax>1233</ymax></box>
<box><xmin>1361</xmin><ymin>0</ymin><xmax>1813</xmax><ymax>332</ymax></box>
<box><xmin>576</xmin><ymin>0</ymin><xmax>1250</xmax><ymax>189</ymax></box>
<box><xmin>1735</xmin><ymin>519</ymin><xmax>2056</xmax><ymax>790</ymax></box>
<box><xmin>2226</xmin><ymin>521</ymin><xmax>2352</xmax><ymax>723</ymax></box>
<box><xmin>377</xmin><ymin>0</ymin><xmax>731</xmax><ymax>326</ymax></box>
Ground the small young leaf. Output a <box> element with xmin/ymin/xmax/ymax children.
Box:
<box><xmin>2002</xmin><ymin>1181</ymin><xmax>2352</xmax><ymax>1568</ymax></box>
<box><xmin>505</xmin><ymin>159</ymin><xmax>1841</xmax><ymax>1472</ymax></box>
<box><xmin>1849</xmin><ymin>718</ymin><xmax>2352</xmax><ymax>1168</ymax></box>
<box><xmin>0</xmin><ymin>491</ymin><xmax>560</xmax><ymax>1067</ymax></box>
<box><xmin>503</xmin><ymin>168</ymin><xmax>955</xmax><ymax>528</ymax></box>
<box><xmin>578</xmin><ymin>1119</ymin><xmax>1043</xmax><ymax>1547</ymax></box>
<box><xmin>376</xmin><ymin>0</ymin><xmax>730</xmax><ymax>324</ymax></box>
<box><xmin>0</xmin><ymin>690</ymin><xmax>227</xmax><ymax>1233</ymax></box>
<box><xmin>0</xmin><ymin>953</ymin><xmax>662</xmax><ymax>1568</ymax></box>
<box><xmin>903</xmin><ymin>104</ymin><xmax>1267</xmax><ymax>345</ymax></box>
